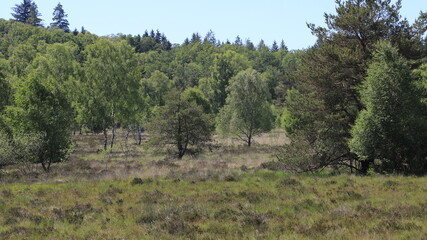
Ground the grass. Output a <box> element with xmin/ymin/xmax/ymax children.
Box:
<box><xmin>1</xmin><ymin>172</ymin><xmax>426</xmax><ymax>239</ymax></box>
<box><xmin>0</xmin><ymin>130</ymin><xmax>426</xmax><ymax>239</ymax></box>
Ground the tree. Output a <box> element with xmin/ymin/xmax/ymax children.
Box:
<box><xmin>149</xmin><ymin>90</ymin><xmax>214</xmax><ymax>159</ymax></box>
<box><xmin>280</xmin><ymin>40</ymin><xmax>288</xmax><ymax>51</ymax></box>
<box><xmin>12</xmin><ymin>0</ymin><xmax>42</xmax><ymax>26</ymax></box>
<box><xmin>277</xmin><ymin>0</ymin><xmax>418</xmax><ymax>173</ymax></box>
<box><xmin>210</xmin><ymin>50</ymin><xmax>250</xmax><ymax>112</ymax></box>
<box><xmin>11</xmin><ymin>0</ymin><xmax>32</xmax><ymax>23</ymax></box>
<box><xmin>141</xmin><ymin>70</ymin><xmax>173</xmax><ymax>106</ymax></box>
<box><xmin>271</xmin><ymin>41</ymin><xmax>279</xmax><ymax>52</ymax></box>
<box><xmin>182</xmin><ymin>87</ymin><xmax>211</xmax><ymax>114</ymax></box>
<box><xmin>26</xmin><ymin>2</ymin><xmax>42</xmax><ymax>26</ymax></box>
<box><xmin>83</xmin><ymin>39</ymin><xmax>141</xmax><ymax>150</ymax></box>
<box><xmin>0</xmin><ymin>61</ymin><xmax>11</xmax><ymax>111</ymax></box>
<box><xmin>234</xmin><ymin>36</ymin><xmax>243</xmax><ymax>46</ymax></box>
<box><xmin>217</xmin><ymin>69</ymin><xmax>274</xmax><ymax>146</ymax></box>
<box><xmin>349</xmin><ymin>42</ymin><xmax>427</xmax><ymax>174</ymax></box>
<box><xmin>51</xmin><ymin>3</ymin><xmax>70</xmax><ymax>32</ymax></box>
<box><xmin>4</xmin><ymin>71</ymin><xmax>73</xmax><ymax>172</ymax></box>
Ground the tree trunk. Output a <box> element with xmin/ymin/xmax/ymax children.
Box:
<box><xmin>111</xmin><ymin>124</ymin><xmax>116</xmax><ymax>150</ymax></box>
<box><xmin>137</xmin><ymin>125</ymin><xmax>142</xmax><ymax>145</ymax></box>
<box><xmin>360</xmin><ymin>159</ymin><xmax>372</xmax><ymax>175</ymax></box>
<box><xmin>103</xmin><ymin>128</ymin><xmax>108</xmax><ymax>151</ymax></box>
<box><xmin>110</xmin><ymin>108</ymin><xmax>115</xmax><ymax>150</ymax></box>
<box><xmin>247</xmin><ymin>132</ymin><xmax>252</xmax><ymax>147</ymax></box>
<box><xmin>41</xmin><ymin>161</ymin><xmax>51</xmax><ymax>172</ymax></box>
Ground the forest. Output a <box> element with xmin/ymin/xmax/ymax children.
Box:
<box><xmin>0</xmin><ymin>0</ymin><xmax>427</xmax><ymax>239</ymax></box>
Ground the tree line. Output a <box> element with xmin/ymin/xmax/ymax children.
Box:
<box><xmin>0</xmin><ymin>0</ymin><xmax>426</xmax><ymax>175</ymax></box>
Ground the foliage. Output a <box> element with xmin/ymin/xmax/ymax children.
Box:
<box><xmin>149</xmin><ymin>90</ymin><xmax>214</xmax><ymax>158</ymax></box>
<box><xmin>217</xmin><ymin>69</ymin><xmax>273</xmax><ymax>146</ymax></box>
<box><xmin>141</xmin><ymin>70</ymin><xmax>173</xmax><ymax>107</ymax></box>
<box><xmin>181</xmin><ymin>87</ymin><xmax>211</xmax><ymax>114</ymax></box>
<box><xmin>4</xmin><ymin>73</ymin><xmax>73</xmax><ymax>171</ymax></box>
<box><xmin>278</xmin><ymin>0</ymin><xmax>426</xmax><ymax>174</ymax></box>
<box><xmin>82</xmin><ymin>38</ymin><xmax>141</xmax><ymax>149</ymax></box>
<box><xmin>209</xmin><ymin>50</ymin><xmax>250</xmax><ymax>112</ymax></box>
<box><xmin>349</xmin><ymin>41</ymin><xmax>427</xmax><ymax>174</ymax></box>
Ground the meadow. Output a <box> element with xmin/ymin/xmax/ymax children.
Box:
<box><xmin>0</xmin><ymin>131</ymin><xmax>426</xmax><ymax>239</ymax></box>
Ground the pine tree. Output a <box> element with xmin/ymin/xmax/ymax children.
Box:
<box><xmin>26</xmin><ymin>2</ymin><xmax>42</xmax><ymax>26</ymax></box>
<box><xmin>271</xmin><ymin>41</ymin><xmax>279</xmax><ymax>52</ymax></box>
<box><xmin>12</xmin><ymin>0</ymin><xmax>42</xmax><ymax>26</ymax></box>
<box><xmin>280</xmin><ymin>40</ymin><xmax>288</xmax><ymax>51</ymax></box>
<box><xmin>234</xmin><ymin>35</ymin><xmax>242</xmax><ymax>46</ymax></box>
<box><xmin>11</xmin><ymin>0</ymin><xmax>32</xmax><ymax>23</ymax></box>
<box><xmin>51</xmin><ymin>3</ymin><xmax>70</xmax><ymax>32</ymax></box>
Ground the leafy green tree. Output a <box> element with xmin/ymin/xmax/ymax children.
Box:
<box><xmin>51</xmin><ymin>3</ymin><xmax>70</xmax><ymax>32</ymax></box>
<box><xmin>0</xmin><ymin>131</ymin><xmax>14</xmax><ymax>168</ymax></box>
<box><xmin>277</xmin><ymin>0</ymin><xmax>419</xmax><ymax>173</ymax></box>
<box><xmin>150</xmin><ymin>90</ymin><xmax>214</xmax><ymax>159</ymax></box>
<box><xmin>4</xmin><ymin>71</ymin><xmax>73</xmax><ymax>171</ymax></box>
<box><xmin>141</xmin><ymin>70</ymin><xmax>173</xmax><ymax>106</ymax></box>
<box><xmin>30</xmin><ymin>43</ymin><xmax>82</xmax><ymax>132</ymax></box>
<box><xmin>83</xmin><ymin>39</ymin><xmax>141</xmax><ymax>150</ymax></box>
<box><xmin>173</xmin><ymin>62</ymin><xmax>203</xmax><ymax>89</ymax></box>
<box><xmin>8</xmin><ymin>43</ymin><xmax>37</xmax><ymax>77</ymax></box>
<box><xmin>182</xmin><ymin>87</ymin><xmax>211</xmax><ymax>114</ymax></box>
<box><xmin>350</xmin><ymin>42</ymin><xmax>427</xmax><ymax>174</ymax></box>
<box><xmin>210</xmin><ymin>50</ymin><xmax>250</xmax><ymax>112</ymax></box>
<box><xmin>217</xmin><ymin>69</ymin><xmax>273</xmax><ymax>146</ymax></box>
<box><xmin>0</xmin><ymin>59</ymin><xmax>11</xmax><ymax>111</ymax></box>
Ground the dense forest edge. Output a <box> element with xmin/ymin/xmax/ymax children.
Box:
<box><xmin>0</xmin><ymin>0</ymin><xmax>427</xmax><ymax>175</ymax></box>
<box><xmin>1</xmin><ymin>0</ymin><xmax>427</xmax><ymax>176</ymax></box>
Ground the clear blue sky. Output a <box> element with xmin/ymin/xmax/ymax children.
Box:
<box><xmin>0</xmin><ymin>0</ymin><xmax>425</xmax><ymax>50</ymax></box>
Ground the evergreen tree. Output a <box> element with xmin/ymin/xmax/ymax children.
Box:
<box><xmin>12</xmin><ymin>0</ymin><xmax>42</xmax><ymax>26</ymax></box>
<box><xmin>51</xmin><ymin>3</ymin><xmax>70</xmax><ymax>32</ymax></box>
<box><xmin>11</xmin><ymin>0</ymin><xmax>32</xmax><ymax>23</ymax></box>
<box><xmin>26</xmin><ymin>2</ymin><xmax>42</xmax><ymax>26</ymax></box>
<box><xmin>204</xmin><ymin>30</ymin><xmax>216</xmax><ymax>44</ymax></box>
<box><xmin>234</xmin><ymin>35</ymin><xmax>243</xmax><ymax>46</ymax></box>
<box><xmin>280</xmin><ymin>40</ymin><xmax>288</xmax><ymax>51</ymax></box>
<box><xmin>245</xmin><ymin>39</ymin><xmax>255</xmax><ymax>50</ymax></box>
<box><xmin>271</xmin><ymin>40</ymin><xmax>279</xmax><ymax>52</ymax></box>
<box><xmin>191</xmin><ymin>33</ymin><xmax>201</xmax><ymax>43</ymax></box>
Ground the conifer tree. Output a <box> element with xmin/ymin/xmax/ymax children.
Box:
<box><xmin>271</xmin><ymin>41</ymin><xmax>279</xmax><ymax>52</ymax></box>
<box><xmin>11</xmin><ymin>0</ymin><xmax>32</xmax><ymax>23</ymax></box>
<box><xmin>12</xmin><ymin>0</ymin><xmax>42</xmax><ymax>26</ymax></box>
<box><xmin>26</xmin><ymin>2</ymin><xmax>42</xmax><ymax>26</ymax></box>
<box><xmin>51</xmin><ymin>3</ymin><xmax>70</xmax><ymax>32</ymax></box>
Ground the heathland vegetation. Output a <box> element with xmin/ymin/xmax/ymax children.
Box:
<box><xmin>0</xmin><ymin>0</ymin><xmax>427</xmax><ymax>238</ymax></box>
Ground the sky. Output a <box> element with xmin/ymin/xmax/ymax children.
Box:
<box><xmin>0</xmin><ymin>0</ymin><xmax>425</xmax><ymax>50</ymax></box>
